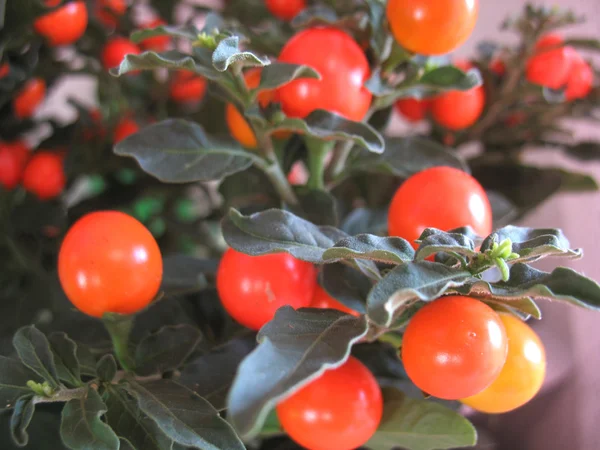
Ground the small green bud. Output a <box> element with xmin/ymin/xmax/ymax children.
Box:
<box><xmin>194</xmin><ymin>32</ymin><xmax>218</xmax><ymax>50</ymax></box>
<box><xmin>495</xmin><ymin>257</ymin><xmax>510</xmax><ymax>282</ymax></box>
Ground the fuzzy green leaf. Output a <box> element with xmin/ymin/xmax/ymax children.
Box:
<box><xmin>322</xmin><ymin>235</ymin><xmax>414</xmax><ymax>264</ymax></box>
<box><xmin>110</xmin><ymin>51</ymin><xmax>217</xmax><ymax>78</ymax></box>
<box><xmin>268</xmin><ymin>110</ymin><xmax>385</xmax><ymax>154</ymax></box>
<box><xmin>256</xmin><ymin>62</ymin><xmax>320</xmax><ymax>91</ymax></box>
<box><xmin>134</xmin><ymin>325</ymin><xmax>202</xmax><ymax>376</ymax></box>
<box><xmin>96</xmin><ymin>355</ymin><xmax>117</xmax><ymax>383</ymax></box>
<box><xmin>222</xmin><ymin>208</ymin><xmax>347</xmax><ymax>263</ymax></box>
<box><xmin>123</xmin><ymin>379</ymin><xmax>244</xmax><ymax>450</ymax></box>
<box><xmin>320</xmin><ymin>264</ymin><xmax>370</xmax><ymax>314</ymax></box>
<box><xmin>10</xmin><ymin>395</ymin><xmax>36</xmax><ymax>446</ymax></box>
<box><xmin>48</xmin><ymin>333</ymin><xmax>81</xmax><ymax>387</ymax></box>
<box><xmin>366</xmin><ymin>388</ymin><xmax>477</xmax><ymax>450</ymax></box>
<box><xmin>212</xmin><ymin>36</ymin><xmax>270</xmax><ymax>71</ymax></box>
<box><xmin>114</xmin><ymin>119</ymin><xmax>255</xmax><ymax>183</ymax></box>
<box><xmin>420</xmin><ymin>66</ymin><xmax>482</xmax><ymax>90</ymax></box>
<box><xmin>130</xmin><ymin>24</ymin><xmax>199</xmax><ymax>43</ymax></box>
<box><xmin>456</xmin><ymin>264</ymin><xmax>600</xmax><ymax>311</ymax></box>
<box><xmin>13</xmin><ymin>326</ymin><xmax>59</xmax><ymax>390</ymax></box>
<box><xmin>228</xmin><ymin>307</ymin><xmax>368</xmax><ymax>439</ymax></box>
<box><xmin>60</xmin><ymin>388</ymin><xmax>120</xmax><ymax>450</ymax></box>
<box><xmin>368</xmin><ymin>262</ymin><xmax>472</xmax><ymax>327</ymax></box>
<box><xmin>415</xmin><ymin>228</ymin><xmax>477</xmax><ymax>261</ymax></box>
<box><xmin>0</xmin><ymin>356</ymin><xmax>41</xmax><ymax>411</ymax></box>
<box><xmin>350</xmin><ymin>137</ymin><xmax>468</xmax><ymax>177</ymax></box>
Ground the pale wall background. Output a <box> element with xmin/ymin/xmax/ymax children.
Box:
<box><xmin>36</xmin><ymin>1</ymin><xmax>600</xmax><ymax>449</ymax></box>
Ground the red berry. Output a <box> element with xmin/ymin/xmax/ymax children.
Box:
<box><xmin>139</xmin><ymin>18</ymin><xmax>170</xmax><ymax>52</ymax></box>
<box><xmin>394</xmin><ymin>97</ymin><xmax>431</xmax><ymax>122</ymax></box>
<box><xmin>526</xmin><ymin>34</ymin><xmax>573</xmax><ymax>89</ymax></box>
<box><xmin>22</xmin><ymin>151</ymin><xmax>66</xmax><ymax>200</ymax></box>
<box><xmin>113</xmin><ymin>118</ymin><xmax>140</xmax><ymax>144</ymax></box>
<box><xmin>565</xmin><ymin>50</ymin><xmax>594</xmax><ymax>101</ymax></box>
<box><xmin>34</xmin><ymin>1</ymin><xmax>88</xmax><ymax>46</ymax></box>
<box><xmin>101</xmin><ymin>37</ymin><xmax>141</xmax><ymax>71</ymax></box>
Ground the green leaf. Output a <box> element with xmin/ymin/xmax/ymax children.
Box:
<box><xmin>415</xmin><ymin>228</ymin><xmax>477</xmax><ymax>261</ymax></box>
<box><xmin>10</xmin><ymin>395</ymin><xmax>35</xmax><ymax>447</ymax></box>
<box><xmin>484</xmin><ymin>297</ymin><xmax>542</xmax><ymax>320</ymax></box>
<box><xmin>222</xmin><ymin>208</ymin><xmax>347</xmax><ymax>263</ymax></box>
<box><xmin>114</xmin><ymin>119</ymin><xmax>255</xmax><ymax>183</ymax></box>
<box><xmin>367</xmin><ymin>262</ymin><xmax>472</xmax><ymax>327</ymax></box>
<box><xmin>268</xmin><ymin>110</ymin><xmax>385</xmax><ymax>154</ymax></box>
<box><xmin>105</xmin><ymin>385</ymin><xmax>174</xmax><ymax>450</ymax></box>
<box><xmin>563</xmin><ymin>38</ymin><xmax>600</xmax><ymax>51</ymax></box>
<box><xmin>566</xmin><ymin>141</ymin><xmax>600</xmax><ymax>161</ymax></box>
<box><xmin>76</xmin><ymin>345</ymin><xmax>97</xmax><ymax>378</ymax></box>
<box><xmin>130</xmin><ymin>24</ymin><xmax>199</xmax><ymax>43</ymax></box>
<box><xmin>481</xmin><ymin>226</ymin><xmax>581</xmax><ymax>263</ymax></box>
<box><xmin>161</xmin><ymin>255</ymin><xmax>215</xmax><ymax>293</ymax></box>
<box><xmin>60</xmin><ymin>388</ymin><xmax>120</xmax><ymax>450</ymax></box>
<box><xmin>257</xmin><ymin>62</ymin><xmax>320</xmax><ymax>92</ymax></box>
<box><xmin>320</xmin><ymin>264</ymin><xmax>370</xmax><ymax>314</ymax></box>
<box><xmin>228</xmin><ymin>307</ymin><xmax>368</xmax><ymax>439</ymax></box>
<box><xmin>352</xmin><ymin>341</ymin><xmax>408</xmax><ymax>380</ymax></box>
<box><xmin>13</xmin><ymin>326</ymin><xmax>59</xmax><ymax>390</ymax></box>
<box><xmin>0</xmin><ymin>356</ymin><xmax>41</xmax><ymax>411</ymax></box>
<box><xmin>420</xmin><ymin>66</ymin><xmax>482</xmax><ymax>91</ymax></box>
<box><xmin>123</xmin><ymin>379</ymin><xmax>245</xmax><ymax>450</ymax></box>
<box><xmin>96</xmin><ymin>355</ymin><xmax>117</xmax><ymax>383</ymax></box>
<box><xmin>350</xmin><ymin>137</ymin><xmax>468</xmax><ymax>178</ymax></box>
<box><xmin>341</xmin><ymin>207</ymin><xmax>388</xmax><ymax>235</ymax></box>
<box><xmin>456</xmin><ymin>264</ymin><xmax>600</xmax><ymax>311</ymax></box>
<box><xmin>290</xmin><ymin>187</ymin><xmax>339</xmax><ymax>226</ymax></box>
<box><xmin>134</xmin><ymin>325</ymin><xmax>202</xmax><ymax>376</ymax></box>
<box><xmin>290</xmin><ymin>5</ymin><xmax>338</xmax><ymax>28</ymax></box>
<box><xmin>179</xmin><ymin>334</ymin><xmax>256</xmax><ymax>411</ymax></box>
<box><xmin>110</xmin><ymin>51</ymin><xmax>208</xmax><ymax>78</ymax></box>
<box><xmin>366</xmin><ymin>388</ymin><xmax>477</xmax><ymax>450</ymax></box>
<box><xmin>323</xmin><ymin>235</ymin><xmax>414</xmax><ymax>264</ymax></box>
<box><xmin>219</xmin><ymin>166</ymin><xmax>280</xmax><ymax>213</ymax></box>
<box><xmin>257</xmin><ymin>410</ymin><xmax>283</xmax><ymax>438</ymax></box>
<box><xmin>48</xmin><ymin>333</ymin><xmax>81</xmax><ymax>387</ymax></box>
<box><xmin>212</xmin><ymin>36</ymin><xmax>270</xmax><ymax>71</ymax></box>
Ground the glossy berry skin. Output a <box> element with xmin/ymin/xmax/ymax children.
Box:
<box><xmin>395</xmin><ymin>97</ymin><xmax>431</xmax><ymax>122</ymax></box>
<box><xmin>22</xmin><ymin>151</ymin><xmax>65</xmax><ymax>200</ymax></box>
<box><xmin>58</xmin><ymin>211</ymin><xmax>163</xmax><ymax>318</ymax></box>
<box><xmin>388</xmin><ymin>166</ymin><xmax>492</xmax><ymax>246</ymax></box>
<box><xmin>265</xmin><ymin>0</ymin><xmax>306</xmax><ymax>21</ymax></box>
<box><xmin>34</xmin><ymin>1</ymin><xmax>88</xmax><ymax>46</ymax></box>
<box><xmin>0</xmin><ymin>142</ymin><xmax>29</xmax><ymax>189</ymax></box>
<box><xmin>216</xmin><ymin>249</ymin><xmax>316</xmax><ymax>330</ymax></box>
<box><xmin>225</xmin><ymin>69</ymin><xmax>273</xmax><ymax>148</ymax></box>
<box><xmin>14</xmin><ymin>78</ymin><xmax>46</xmax><ymax>119</ymax></box>
<box><xmin>565</xmin><ymin>50</ymin><xmax>593</xmax><ymax>101</ymax></box>
<box><xmin>113</xmin><ymin>118</ymin><xmax>140</xmax><ymax>144</ymax></box>
<box><xmin>277</xmin><ymin>357</ymin><xmax>382</xmax><ymax>450</ymax></box>
<box><xmin>311</xmin><ymin>285</ymin><xmax>360</xmax><ymax>317</ymax></box>
<box><xmin>431</xmin><ymin>85</ymin><xmax>485</xmax><ymax>130</ymax></box>
<box><xmin>462</xmin><ymin>314</ymin><xmax>546</xmax><ymax>413</ymax></box>
<box><xmin>278</xmin><ymin>28</ymin><xmax>372</xmax><ymax>121</ymax></box>
<box><xmin>101</xmin><ymin>37</ymin><xmax>141</xmax><ymax>71</ymax></box>
<box><xmin>95</xmin><ymin>0</ymin><xmax>126</xmax><ymax>28</ymax></box>
<box><xmin>139</xmin><ymin>18</ymin><xmax>170</xmax><ymax>52</ymax></box>
<box><xmin>386</xmin><ymin>0</ymin><xmax>478</xmax><ymax>55</ymax></box>
<box><xmin>402</xmin><ymin>296</ymin><xmax>508</xmax><ymax>400</ymax></box>
<box><xmin>526</xmin><ymin>34</ymin><xmax>573</xmax><ymax>89</ymax></box>
<box><xmin>169</xmin><ymin>70</ymin><xmax>207</xmax><ymax>104</ymax></box>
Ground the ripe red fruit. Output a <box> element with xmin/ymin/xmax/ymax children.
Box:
<box><xmin>565</xmin><ymin>50</ymin><xmax>594</xmax><ymax>101</ymax></box>
<box><xmin>526</xmin><ymin>34</ymin><xmax>573</xmax><ymax>89</ymax></box>
<box><xmin>0</xmin><ymin>63</ymin><xmax>9</xmax><ymax>78</ymax></box>
<box><xmin>58</xmin><ymin>211</ymin><xmax>163</xmax><ymax>318</ymax></box>
<box><xmin>431</xmin><ymin>86</ymin><xmax>485</xmax><ymax>130</ymax></box>
<box><xmin>34</xmin><ymin>1</ymin><xmax>88</xmax><ymax>46</ymax></box>
<box><xmin>388</xmin><ymin>166</ymin><xmax>492</xmax><ymax>246</ymax></box>
<box><xmin>394</xmin><ymin>97</ymin><xmax>431</xmax><ymax>122</ymax></box>
<box><xmin>0</xmin><ymin>142</ymin><xmax>30</xmax><ymax>189</ymax></box>
<box><xmin>386</xmin><ymin>0</ymin><xmax>478</xmax><ymax>56</ymax></box>
<box><xmin>311</xmin><ymin>285</ymin><xmax>360</xmax><ymax>316</ymax></box>
<box><xmin>277</xmin><ymin>357</ymin><xmax>383</xmax><ymax>450</ymax></box>
<box><xmin>216</xmin><ymin>249</ymin><xmax>317</xmax><ymax>330</ymax></box>
<box><xmin>278</xmin><ymin>28</ymin><xmax>372</xmax><ymax>121</ymax></box>
<box><xmin>22</xmin><ymin>151</ymin><xmax>66</xmax><ymax>200</ymax></box>
<box><xmin>265</xmin><ymin>0</ymin><xmax>306</xmax><ymax>21</ymax></box>
<box><xmin>95</xmin><ymin>0</ymin><xmax>127</xmax><ymax>28</ymax></box>
<box><xmin>489</xmin><ymin>58</ymin><xmax>506</xmax><ymax>77</ymax></box>
<box><xmin>169</xmin><ymin>71</ymin><xmax>207</xmax><ymax>103</ymax></box>
<box><xmin>14</xmin><ymin>78</ymin><xmax>46</xmax><ymax>119</ymax></box>
<box><xmin>113</xmin><ymin>118</ymin><xmax>140</xmax><ymax>144</ymax></box>
<box><xmin>402</xmin><ymin>295</ymin><xmax>508</xmax><ymax>399</ymax></box>
<box><xmin>101</xmin><ymin>37</ymin><xmax>141</xmax><ymax>71</ymax></box>
<box><xmin>139</xmin><ymin>18</ymin><xmax>170</xmax><ymax>52</ymax></box>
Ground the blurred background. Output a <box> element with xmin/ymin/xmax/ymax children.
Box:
<box><xmin>33</xmin><ymin>1</ymin><xmax>600</xmax><ymax>448</ymax></box>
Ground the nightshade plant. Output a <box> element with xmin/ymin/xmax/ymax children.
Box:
<box><xmin>0</xmin><ymin>1</ymin><xmax>599</xmax><ymax>449</ymax></box>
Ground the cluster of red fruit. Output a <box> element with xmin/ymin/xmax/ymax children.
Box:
<box><xmin>396</xmin><ymin>33</ymin><xmax>594</xmax><ymax>128</ymax></box>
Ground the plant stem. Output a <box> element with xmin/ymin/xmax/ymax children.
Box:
<box><xmin>305</xmin><ymin>136</ymin><xmax>334</xmax><ymax>190</ymax></box>
<box><xmin>102</xmin><ymin>314</ymin><xmax>135</xmax><ymax>372</ymax></box>
<box><xmin>256</xmin><ymin>133</ymin><xmax>299</xmax><ymax>205</ymax></box>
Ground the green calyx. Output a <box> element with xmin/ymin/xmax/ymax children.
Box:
<box><xmin>470</xmin><ymin>238</ymin><xmax>520</xmax><ymax>281</ymax></box>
